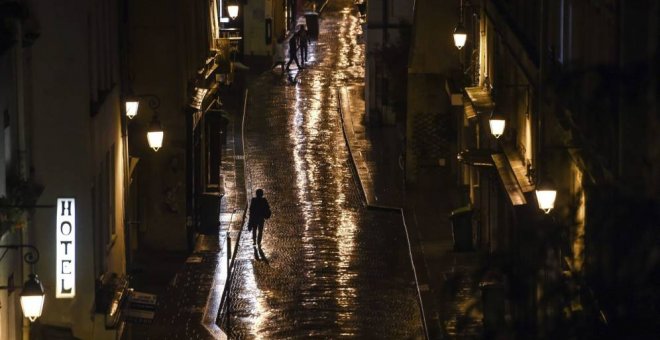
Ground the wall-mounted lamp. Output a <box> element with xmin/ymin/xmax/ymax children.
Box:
<box><xmin>125</xmin><ymin>100</ymin><xmax>139</xmax><ymax>119</ymax></box>
<box><xmin>147</xmin><ymin>115</ymin><xmax>164</xmax><ymax>151</ymax></box>
<box><xmin>488</xmin><ymin>110</ymin><xmax>506</xmax><ymax>139</ymax></box>
<box><xmin>535</xmin><ymin>179</ymin><xmax>557</xmax><ymax>214</ymax></box>
<box><xmin>0</xmin><ymin>245</ymin><xmax>45</xmax><ymax>322</ymax></box>
<box><xmin>453</xmin><ymin>23</ymin><xmax>467</xmax><ymax>49</ymax></box>
<box><xmin>20</xmin><ymin>274</ymin><xmax>45</xmax><ymax>322</ymax></box>
<box><xmin>227</xmin><ymin>1</ymin><xmax>239</xmax><ymax>20</ymax></box>
<box><xmin>453</xmin><ymin>0</ymin><xmax>467</xmax><ymax>49</ymax></box>
<box><xmin>124</xmin><ymin>94</ymin><xmax>160</xmax><ymax>120</ymax></box>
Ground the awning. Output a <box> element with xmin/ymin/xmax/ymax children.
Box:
<box><xmin>492</xmin><ymin>153</ymin><xmax>526</xmax><ymax>206</ymax></box>
<box><xmin>464</xmin><ymin>100</ymin><xmax>477</xmax><ymax>120</ymax></box>
<box><xmin>501</xmin><ymin>144</ymin><xmax>534</xmax><ymax>193</ymax></box>
<box><xmin>190</xmin><ymin>87</ymin><xmax>209</xmax><ymax>110</ymax></box>
<box><xmin>457</xmin><ymin>148</ymin><xmax>494</xmax><ymax>167</ymax></box>
<box><xmin>191</xmin><ymin>83</ymin><xmax>221</xmax><ymax>131</ymax></box>
<box><xmin>464</xmin><ymin>86</ymin><xmax>495</xmax><ymax>114</ymax></box>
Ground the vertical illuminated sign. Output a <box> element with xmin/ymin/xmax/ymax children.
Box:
<box><xmin>56</xmin><ymin>198</ymin><xmax>75</xmax><ymax>298</ymax></box>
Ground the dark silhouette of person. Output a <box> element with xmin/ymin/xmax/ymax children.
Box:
<box><xmin>298</xmin><ymin>25</ymin><xmax>309</xmax><ymax>65</ymax></box>
<box><xmin>271</xmin><ymin>32</ymin><xmax>286</xmax><ymax>73</ymax></box>
<box><xmin>285</xmin><ymin>32</ymin><xmax>303</xmax><ymax>71</ymax></box>
<box><xmin>248</xmin><ymin>188</ymin><xmax>271</xmax><ymax>247</ymax></box>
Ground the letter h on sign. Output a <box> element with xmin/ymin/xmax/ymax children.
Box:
<box><xmin>56</xmin><ymin>198</ymin><xmax>76</xmax><ymax>298</ymax></box>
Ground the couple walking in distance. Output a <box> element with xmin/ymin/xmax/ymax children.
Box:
<box><xmin>272</xmin><ymin>24</ymin><xmax>309</xmax><ymax>72</ymax></box>
<box><xmin>248</xmin><ymin>189</ymin><xmax>271</xmax><ymax>247</ymax></box>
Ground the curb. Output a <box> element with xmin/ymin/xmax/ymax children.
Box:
<box><xmin>337</xmin><ymin>87</ymin><xmax>430</xmax><ymax>340</ymax></box>
<box><xmin>215</xmin><ymin>88</ymin><xmax>250</xmax><ymax>333</ymax></box>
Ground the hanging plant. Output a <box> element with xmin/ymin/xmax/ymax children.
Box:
<box><xmin>0</xmin><ymin>173</ymin><xmax>43</xmax><ymax>235</ymax></box>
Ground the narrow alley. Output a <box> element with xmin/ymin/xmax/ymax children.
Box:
<box><xmin>218</xmin><ymin>1</ymin><xmax>425</xmax><ymax>338</ymax></box>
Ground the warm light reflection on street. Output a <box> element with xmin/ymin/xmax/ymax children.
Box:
<box><xmin>220</xmin><ymin>1</ymin><xmax>424</xmax><ymax>338</ymax></box>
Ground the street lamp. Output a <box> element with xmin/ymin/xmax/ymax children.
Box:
<box><xmin>20</xmin><ymin>274</ymin><xmax>45</xmax><ymax>322</ymax></box>
<box><xmin>535</xmin><ymin>179</ymin><xmax>557</xmax><ymax>214</ymax></box>
<box><xmin>227</xmin><ymin>2</ymin><xmax>239</xmax><ymax>20</ymax></box>
<box><xmin>147</xmin><ymin>115</ymin><xmax>164</xmax><ymax>151</ymax></box>
<box><xmin>453</xmin><ymin>22</ymin><xmax>467</xmax><ymax>49</ymax></box>
<box><xmin>124</xmin><ymin>95</ymin><xmax>160</xmax><ymax>120</ymax></box>
<box><xmin>489</xmin><ymin>110</ymin><xmax>506</xmax><ymax>138</ymax></box>
<box><xmin>453</xmin><ymin>0</ymin><xmax>467</xmax><ymax>49</ymax></box>
<box><xmin>125</xmin><ymin>99</ymin><xmax>139</xmax><ymax>119</ymax></box>
<box><xmin>0</xmin><ymin>245</ymin><xmax>45</xmax><ymax>321</ymax></box>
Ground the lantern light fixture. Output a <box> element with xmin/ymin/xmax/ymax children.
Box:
<box><xmin>0</xmin><ymin>245</ymin><xmax>45</xmax><ymax>322</ymax></box>
<box><xmin>20</xmin><ymin>274</ymin><xmax>45</xmax><ymax>322</ymax></box>
<box><xmin>124</xmin><ymin>94</ymin><xmax>160</xmax><ymax>120</ymax></box>
<box><xmin>125</xmin><ymin>100</ymin><xmax>139</xmax><ymax>119</ymax></box>
<box><xmin>147</xmin><ymin>115</ymin><xmax>164</xmax><ymax>151</ymax></box>
<box><xmin>453</xmin><ymin>0</ymin><xmax>467</xmax><ymax>49</ymax></box>
<box><xmin>535</xmin><ymin>178</ymin><xmax>557</xmax><ymax>214</ymax></box>
<box><xmin>227</xmin><ymin>2</ymin><xmax>239</xmax><ymax>20</ymax></box>
<box><xmin>489</xmin><ymin>110</ymin><xmax>506</xmax><ymax>138</ymax></box>
<box><xmin>453</xmin><ymin>22</ymin><xmax>467</xmax><ymax>49</ymax></box>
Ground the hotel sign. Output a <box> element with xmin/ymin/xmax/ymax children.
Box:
<box><xmin>56</xmin><ymin>198</ymin><xmax>75</xmax><ymax>298</ymax></box>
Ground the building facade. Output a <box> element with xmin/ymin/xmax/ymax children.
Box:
<box><xmin>0</xmin><ymin>0</ymin><xmax>229</xmax><ymax>338</ymax></box>
<box><xmin>364</xmin><ymin>0</ymin><xmax>413</xmax><ymax>126</ymax></box>
<box><xmin>447</xmin><ymin>0</ymin><xmax>658</xmax><ymax>337</ymax></box>
<box><xmin>0</xmin><ymin>0</ymin><xmax>128</xmax><ymax>338</ymax></box>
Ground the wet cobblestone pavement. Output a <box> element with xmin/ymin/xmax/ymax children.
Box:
<box><xmin>218</xmin><ymin>1</ymin><xmax>425</xmax><ymax>338</ymax></box>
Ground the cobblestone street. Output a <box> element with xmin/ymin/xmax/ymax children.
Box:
<box><xmin>219</xmin><ymin>1</ymin><xmax>425</xmax><ymax>338</ymax></box>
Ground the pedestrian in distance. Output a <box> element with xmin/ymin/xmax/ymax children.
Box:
<box><xmin>271</xmin><ymin>32</ymin><xmax>286</xmax><ymax>74</ymax></box>
<box><xmin>298</xmin><ymin>25</ymin><xmax>309</xmax><ymax>66</ymax></box>
<box><xmin>248</xmin><ymin>188</ymin><xmax>271</xmax><ymax>247</ymax></box>
<box><xmin>285</xmin><ymin>32</ymin><xmax>303</xmax><ymax>71</ymax></box>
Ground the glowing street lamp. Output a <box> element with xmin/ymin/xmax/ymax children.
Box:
<box><xmin>125</xmin><ymin>99</ymin><xmax>140</xmax><ymax>119</ymax></box>
<box><xmin>535</xmin><ymin>182</ymin><xmax>557</xmax><ymax>214</ymax></box>
<box><xmin>227</xmin><ymin>2</ymin><xmax>239</xmax><ymax>20</ymax></box>
<box><xmin>489</xmin><ymin>111</ymin><xmax>506</xmax><ymax>138</ymax></box>
<box><xmin>147</xmin><ymin>116</ymin><xmax>164</xmax><ymax>151</ymax></box>
<box><xmin>453</xmin><ymin>22</ymin><xmax>467</xmax><ymax>49</ymax></box>
<box><xmin>20</xmin><ymin>274</ymin><xmax>45</xmax><ymax>322</ymax></box>
<box><xmin>0</xmin><ymin>245</ymin><xmax>45</xmax><ymax>322</ymax></box>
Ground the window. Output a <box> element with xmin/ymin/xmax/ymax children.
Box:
<box><xmin>558</xmin><ymin>0</ymin><xmax>573</xmax><ymax>64</ymax></box>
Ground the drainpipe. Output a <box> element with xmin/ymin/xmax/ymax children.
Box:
<box><xmin>12</xmin><ymin>16</ymin><xmax>31</xmax><ymax>340</ymax></box>
<box><xmin>382</xmin><ymin>0</ymin><xmax>388</xmax><ymax>43</ymax></box>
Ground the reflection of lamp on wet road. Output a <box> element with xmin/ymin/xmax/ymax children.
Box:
<box><xmin>147</xmin><ymin>115</ymin><xmax>164</xmax><ymax>151</ymax></box>
<box><xmin>0</xmin><ymin>245</ymin><xmax>45</xmax><ymax>321</ymax></box>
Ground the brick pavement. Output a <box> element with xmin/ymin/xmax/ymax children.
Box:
<box><xmin>217</xmin><ymin>0</ymin><xmax>425</xmax><ymax>338</ymax></box>
<box><xmin>339</xmin><ymin>85</ymin><xmax>485</xmax><ymax>339</ymax></box>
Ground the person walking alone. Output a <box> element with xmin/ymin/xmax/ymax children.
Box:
<box><xmin>285</xmin><ymin>32</ymin><xmax>303</xmax><ymax>71</ymax></box>
<box><xmin>248</xmin><ymin>189</ymin><xmax>271</xmax><ymax>247</ymax></box>
<box><xmin>298</xmin><ymin>25</ymin><xmax>309</xmax><ymax>66</ymax></box>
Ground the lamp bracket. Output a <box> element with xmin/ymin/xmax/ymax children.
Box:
<box><xmin>131</xmin><ymin>94</ymin><xmax>161</xmax><ymax>111</ymax></box>
<box><xmin>0</xmin><ymin>244</ymin><xmax>40</xmax><ymax>265</ymax></box>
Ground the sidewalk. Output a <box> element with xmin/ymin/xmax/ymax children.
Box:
<box><xmin>339</xmin><ymin>85</ymin><xmax>484</xmax><ymax>339</ymax></box>
<box><xmin>142</xmin><ymin>85</ymin><xmax>248</xmax><ymax>339</ymax></box>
